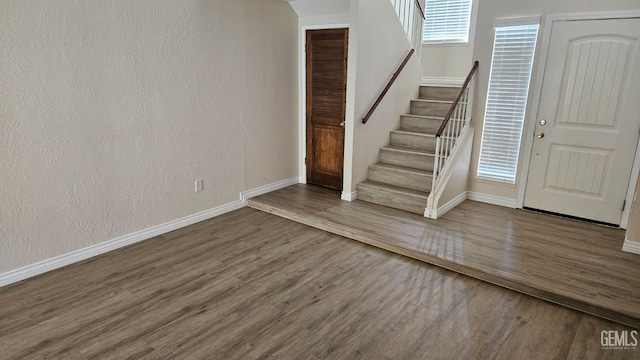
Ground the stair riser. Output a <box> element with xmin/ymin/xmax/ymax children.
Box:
<box><xmin>419</xmin><ymin>86</ymin><xmax>460</xmax><ymax>101</ymax></box>
<box><xmin>410</xmin><ymin>100</ymin><xmax>451</xmax><ymax>117</ymax></box>
<box><xmin>357</xmin><ymin>185</ymin><xmax>426</xmax><ymax>214</ymax></box>
<box><xmin>380</xmin><ymin>150</ymin><xmax>434</xmax><ymax>171</ymax></box>
<box><xmin>368</xmin><ymin>167</ymin><xmax>432</xmax><ymax>192</ymax></box>
<box><xmin>390</xmin><ymin>133</ymin><xmax>437</xmax><ymax>152</ymax></box>
<box><xmin>400</xmin><ymin>116</ymin><xmax>443</xmax><ymax>133</ymax></box>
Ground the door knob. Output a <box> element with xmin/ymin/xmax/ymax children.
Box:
<box><xmin>536</xmin><ymin>132</ymin><xmax>545</xmax><ymax>139</ymax></box>
<box><xmin>539</xmin><ymin>119</ymin><xmax>547</xmax><ymax>126</ymax></box>
<box><xmin>339</xmin><ymin>121</ymin><xmax>345</xmax><ymax>127</ymax></box>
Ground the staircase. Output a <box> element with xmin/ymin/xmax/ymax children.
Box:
<box><xmin>357</xmin><ymin>85</ymin><xmax>460</xmax><ymax>214</ymax></box>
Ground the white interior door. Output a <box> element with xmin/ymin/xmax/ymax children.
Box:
<box><xmin>524</xmin><ymin>18</ymin><xmax>640</xmax><ymax>225</ymax></box>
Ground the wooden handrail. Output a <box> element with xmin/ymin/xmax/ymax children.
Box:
<box><xmin>436</xmin><ymin>61</ymin><xmax>479</xmax><ymax>137</ymax></box>
<box><xmin>414</xmin><ymin>0</ymin><xmax>425</xmax><ymax>20</ymax></box>
<box><xmin>362</xmin><ymin>49</ymin><xmax>415</xmax><ymax>124</ymax></box>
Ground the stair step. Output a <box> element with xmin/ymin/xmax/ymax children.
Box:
<box><xmin>400</xmin><ymin>114</ymin><xmax>443</xmax><ymax>133</ymax></box>
<box><xmin>368</xmin><ymin>163</ymin><xmax>432</xmax><ymax>192</ymax></box>
<box><xmin>410</xmin><ymin>99</ymin><xmax>452</xmax><ymax>117</ymax></box>
<box><xmin>390</xmin><ymin>130</ymin><xmax>437</xmax><ymax>152</ymax></box>
<box><xmin>380</xmin><ymin>146</ymin><xmax>435</xmax><ymax>171</ymax></box>
<box><xmin>357</xmin><ymin>180</ymin><xmax>428</xmax><ymax>214</ymax></box>
<box><xmin>419</xmin><ymin>85</ymin><xmax>460</xmax><ymax>101</ymax></box>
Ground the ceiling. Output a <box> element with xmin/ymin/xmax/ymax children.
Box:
<box><xmin>286</xmin><ymin>0</ymin><xmax>350</xmax><ymax>17</ymax></box>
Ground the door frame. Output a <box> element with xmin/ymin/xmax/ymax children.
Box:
<box><xmin>517</xmin><ymin>10</ymin><xmax>640</xmax><ymax>229</ymax></box>
<box><xmin>298</xmin><ymin>24</ymin><xmax>350</xmax><ymax>188</ymax></box>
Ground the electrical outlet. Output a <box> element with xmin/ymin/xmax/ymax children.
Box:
<box><xmin>195</xmin><ymin>179</ymin><xmax>203</xmax><ymax>192</ymax></box>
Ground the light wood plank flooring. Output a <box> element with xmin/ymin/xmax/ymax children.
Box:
<box><xmin>248</xmin><ymin>184</ymin><xmax>640</xmax><ymax>328</ymax></box>
<box><xmin>1</xmin><ymin>208</ymin><xmax>637</xmax><ymax>359</ymax></box>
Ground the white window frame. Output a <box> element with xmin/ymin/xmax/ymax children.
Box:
<box><xmin>477</xmin><ymin>17</ymin><xmax>540</xmax><ymax>183</ymax></box>
<box><xmin>422</xmin><ymin>0</ymin><xmax>473</xmax><ymax>44</ymax></box>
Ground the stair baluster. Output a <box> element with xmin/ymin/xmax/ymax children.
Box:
<box><xmin>431</xmin><ymin>61</ymin><xmax>479</xmax><ymax>199</ymax></box>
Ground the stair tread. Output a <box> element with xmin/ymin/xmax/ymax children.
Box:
<box><xmin>381</xmin><ymin>146</ymin><xmax>435</xmax><ymax>156</ymax></box>
<box><xmin>369</xmin><ymin>162</ymin><xmax>433</xmax><ymax>177</ymax></box>
<box><xmin>411</xmin><ymin>98</ymin><xmax>454</xmax><ymax>104</ymax></box>
<box><xmin>420</xmin><ymin>84</ymin><xmax>462</xmax><ymax>88</ymax></box>
<box><xmin>358</xmin><ymin>180</ymin><xmax>430</xmax><ymax>199</ymax></box>
<box><xmin>401</xmin><ymin>114</ymin><xmax>444</xmax><ymax>120</ymax></box>
<box><xmin>392</xmin><ymin>129</ymin><xmax>437</xmax><ymax>137</ymax></box>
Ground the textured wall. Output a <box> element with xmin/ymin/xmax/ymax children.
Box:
<box><xmin>345</xmin><ymin>0</ymin><xmax>422</xmax><ymax>193</ymax></box>
<box><xmin>288</xmin><ymin>0</ymin><xmax>350</xmax><ymax>17</ymax></box>
<box><xmin>0</xmin><ymin>0</ymin><xmax>298</xmax><ymax>273</ymax></box>
<box><xmin>421</xmin><ymin>44</ymin><xmax>473</xmax><ymax>78</ymax></box>
<box><xmin>627</xmin><ymin>175</ymin><xmax>640</xmax><ymax>241</ymax></box>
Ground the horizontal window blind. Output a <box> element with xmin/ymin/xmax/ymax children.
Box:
<box><xmin>477</xmin><ymin>23</ymin><xmax>539</xmax><ymax>183</ymax></box>
<box><xmin>422</xmin><ymin>0</ymin><xmax>472</xmax><ymax>44</ymax></box>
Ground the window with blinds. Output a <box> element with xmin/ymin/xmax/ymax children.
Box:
<box><xmin>422</xmin><ymin>0</ymin><xmax>472</xmax><ymax>44</ymax></box>
<box><xmin>477</xmin><ymin>21</ymin><xmax>539</xmax><ymax>183</ymax></box>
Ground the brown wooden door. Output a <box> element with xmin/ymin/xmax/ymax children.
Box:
<box><xmin>306</xmin><ymin>28</ymin><xmax>348</xmax><ymax>191</ymax></box>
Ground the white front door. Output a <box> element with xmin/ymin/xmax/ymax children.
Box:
<box><xmin>524</xmin><ymin>18</ymin><xmax>640</xmax><ymax>225</ymax></box>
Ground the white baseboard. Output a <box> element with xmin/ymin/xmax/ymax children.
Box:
<box><xmin>421</xmin><ymin>76</ymin><xmax>465</xmax><ymax>87</ymax></box>
<box><xmin>0</xmin><ymin>177</ymin><xmax>300</xmax><ymax>288</ymax></box>
<box><xmin>240</xmin><ymin>177</ymin><xmax>299</xmax><ymax>203</ymax></box>
<box><xmin>0</xmin><ymin>201</ymin><xmax>244</xmax><ymax>288</ymax></box>
<box><xmin>467</xmin><ymin>191</ymin><xmax>517</xmax><ymax>208</ymax></box>
<box><xmin>424</xmin><ymin>192</ymin><xmax>468</xmax><ymax>219</ymax></box>
<box><xmin>341</xmin><ymin>191</ymin><xmax>358</xmax><ymax>201</ymax></box>
<box><xmin>437</xmin><ymin>192</ymin><xmax>468</xmax><ymax>218</ymax></box>
<box><xmin>622</xmin><ymin>238</ymin><xmax>640</xmax><ymax>255</ymax></box>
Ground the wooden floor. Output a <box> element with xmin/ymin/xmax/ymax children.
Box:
<box><xmin>1</xmin><ymin>208</ymin><xmax>638</xmax><ymax>359</ymax></box>
<box><xmin>248</xmin><ymin>184</ymin><xmax>640</xmax><ymax>328</ymax></box>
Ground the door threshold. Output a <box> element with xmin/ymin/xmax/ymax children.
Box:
<box><xmin>522</xmin><ymin>207</ymin><xmax>619</xmax><ymax>228</ymax></box>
